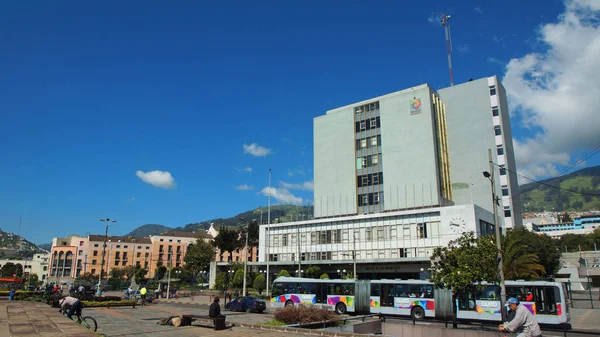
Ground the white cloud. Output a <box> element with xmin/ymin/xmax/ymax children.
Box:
<box><xmin>503</xmin><ymin>0</ymin><xmax>600</xmax><ymax>179</ymax></box>
<box><xmin>280</xmin><ymin>181</ymin><xmax>314</xmax><ymax>191</ymax></box>
<box><xmin>236</xmin><ymin>167</ymin><xmax>253</xmax><ymax>173</ymax></box>
<box><xmin>287</xmin><ymin>167</ymin><xmax>306</xmax><ymax>177</ymax></box>
<box><xmin>474</xmin><ymin>6</ymin><xmax>483</xmax><ymax>14</ymax></box>
<box><xmin>236</xmin><ymin>184</ymin><xmax>254</xmax><ymax>191</ymax></box>
<box><xmin>243</xmin><ymin>143</ymin><xmax>272</xmax><ymax>157</ymax></box>
<box><xmin>136</xmin><ymin>170</ymin><xmax>176</xmax><ymax>189</ymax></box>
<box><xmin>260</xmin><ymin>187</ymin><xmax>304</xmax><ymax>205</ymax></box>
<box><xmin>487</xmin><ymin>57</ymin><xmax>505</xmax><ymax>66</ymax></box>
<box><xmin>456</xmin><ymin>44</ymin><xmax>471</xmax><ymax>53</ymax></box>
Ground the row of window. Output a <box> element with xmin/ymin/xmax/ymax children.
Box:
<box><xmin>356</xmin><ymin>154</ymin><xmax>381</xmax><ymax>169</ymax></box>
<box><xmin>356</xmin><ymin>135</ymin><xmax>381</xmax><ymax>150</ymax></box>
<box><xmin>92</xmin><ymin>243</ymin><xmax>152</xmax><ymax>250</ymax></box>
<box><xmin>354</xmin><ymin>101</ymin><xmax>380</xmax><ymax>115</ymax></box>
<box><xmin>358</xmin><ymin>192</ymin><xmax>382</xmax><ymax>206</ymax></box>
<box><xmin>357</xmin><ymin>172</ymin><xmax>383</xmax><ymax>187</ymax></box>
<box><xmin>460</xmin><ymin>285</ymin><xmax>559</xmax><ymax>315</ymax></box>
<box><xmin>355</xmin><ymin>116</ymin><xmax>381</xmax><ymax>133</ymax></box>
<box><xmin>267</xmin><ymin>246</ymin><xmax>434</xmax><ymax>262</ymax></box>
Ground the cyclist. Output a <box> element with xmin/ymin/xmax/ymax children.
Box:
<box><xmin>499</xmin><ymin>298</ymin><xmax>543</xmax><ymax>337</ymax></box>
<box><xmin>59</xmin><ymin>296</ymin><xmax>83</xmax><ymax>320</ymax></box>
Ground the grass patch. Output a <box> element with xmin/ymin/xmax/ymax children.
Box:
<box><xmin>82</xmin><ymin>300</ymin><xmax>136</xmax><ymax>308</ymax></box>
<box><xmin>263</xmin><ymin>319</ymin><xmax>287</xmax><ymax>326</ymax></box>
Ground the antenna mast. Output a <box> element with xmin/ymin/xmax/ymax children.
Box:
<box><xmin>441</xmin><ymin>14</ymin><xmax>454</xmax><ymax>86</ymax></box>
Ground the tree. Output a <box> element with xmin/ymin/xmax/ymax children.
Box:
<box><xmin>247</xmin><ymin>219</ymin><xmax>260</xmax><ymax>248</ymax></box>
<box><xmin>123</xmin><ymin>265</ymin><xmax>137</xmax><ymax>280</ymax></box>
<box><xmin>28</xmin><ymin>273</ymin><xmax>39</xmax><ymax>286</ymax></box>
<box><xmin>305</xmin><ymin>266</ymin><xmax>323</xmax><ymax>278</ymax></box>
<box><xmin>232</xmin><ymin>269</ymin><xmax>244</xmax><ymax>289</ymax></box>
<box><xmin>277</xmin><ymin>269</ymin><xmax>291</xmax><ymax>278</ymax></box>
<box><xmin>253</xmin><ymin>274</ymin><xmax>266</xmax><ymax>294</ymax></box>
<box><xmin>213</xmin><ymin>225</ymin><xmax>242</xmax><ymax>261</ymax></box>
<box><xmin>320</xmin><ymin>273</ymin><xmax>330</xmax><ymax>279</ymax></box>
<box><xmin>110</xmin><ymin>268</ymin><xmax>125</xmax><ymax>279</ymax></box>
<box><xmin>503</xmin><ymin>232</ymin><xmax>545</xmax><ymax>280</ymax></box>
<box><xmin>214</xmin><ymin>272</ymin><xmax>227</xmax><ymax>291</ymax></box>
<box><xmin>134</xmin><ymin>267</ymin><xmax>148</xmax><ymax>285</ymax></box>
<box><xmin>429</xmin><ymin>232</ymin><xmax>499</xmax><ymax>327</ymax></box>
<box><xmin>15</xmin><ymin>263</ymin><xmax>23</xmax><ymax>278</ymax></box>
<box><xmin>0</xmin><ymin>262</ymin><xmax>16</xmax><ymax>277</ymax></box>
<box><xmin>505</xmin><ymin>228</ymin><xmax>560</xmax><ymax>277</ymax></box>
<box><xmin>183</xmin><ymin>238</ymin><xmax>215</xmax><ymax>282</ymax></box>
<box><xmin>77</xmin><ymin>272</ymin><xmax>96</xmax><ymax>283</ymax></box>
<box><xmin>156</xmin><ymin>265</ymin><xmax>167</xmax><ymax>281</ymax></box>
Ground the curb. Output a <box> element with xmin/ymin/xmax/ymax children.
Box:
<box><xmin>239</xmin><ymin>323</ymin><xmax>372</xmax><ymax>337</ymax></box>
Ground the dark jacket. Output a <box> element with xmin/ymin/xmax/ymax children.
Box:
<box><xmin>209</xmin><ymin>302</ymin><xmax>221</xmax><ymax>318</ymax></box>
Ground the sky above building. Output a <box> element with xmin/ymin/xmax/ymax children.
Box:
<box><xmin>1</xmin><ymin>0</ymin><xmax>599</xmax><ymax>243</ymax></box>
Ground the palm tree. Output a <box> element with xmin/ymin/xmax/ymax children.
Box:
<box><xmin>502</xmin><ymin>233</ymin><xmax>545</xmax><ymax>280</ymax></box>
<box><xmin>212</xmin><ymin>225</ymin><xmax>242</xmax><ymax>262</ymax></box>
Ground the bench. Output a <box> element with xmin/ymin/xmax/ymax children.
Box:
<box><xmin>180</xmin><ymin>314</ymin><xmax>227</xmax><ymax>330</ymax></box>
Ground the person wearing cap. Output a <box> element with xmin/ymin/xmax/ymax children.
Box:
<box><xmin>499</xmin><ymin>297</ymin><xmax>543</xmax><ymax>337</ymax></box>
<box><xmin>58</xmin><ymin>296</ymin><xmax>83</xmax><ymax>320</ymax></box>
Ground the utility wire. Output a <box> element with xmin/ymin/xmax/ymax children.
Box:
<box><xmin>551</xmin><ymin>144</ymin><xmax>600</xmax><ymax>178</ymax></box>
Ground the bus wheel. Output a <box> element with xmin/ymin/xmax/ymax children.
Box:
<box><xmin>411</xmin><ymin>307</ymin><xmax>425</xmax><ymax>320</ymax></box>
<box><xmin>335</xmin><ymin>303</ymin><xmax>347</xmax><ymax>314</ymax></box>
<box><xmin>285</xmin><ymin>300</ymin><xmax>294</xmax><ymax>308</ymax></box>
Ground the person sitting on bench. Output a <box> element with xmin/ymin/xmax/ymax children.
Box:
<box><xmin>209</xmin><ymin>297</ymin><xmax>226</xmax><ymax>319</ymax></box>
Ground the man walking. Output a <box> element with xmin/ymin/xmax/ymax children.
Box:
<box><xmin>499</xmin><ymin>298</ymin><xmax>543</xmax><ymax>337</ymax></box>
<box><xmin>140</xmin><ymin>286</ymin><xmax>147</xmax><ymax>306</ymax></box>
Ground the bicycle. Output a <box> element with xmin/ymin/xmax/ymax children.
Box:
<box><xmin>60</xmin><ymin>309</ymin><xmax>98</xmax><ymax>332</ymax></box>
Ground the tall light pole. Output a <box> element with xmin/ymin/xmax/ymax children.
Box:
<box><xmin>239</xmin><ymin>217</ymin><xmax>252</xmax><ymax>296</ymax></box>
<box><xmin>98</xmin><ymin>218</ymin><xmax>116</xmax><ymax>290</ymax></box>
<box><xmin>484</xmin><ymin>148</ymin><xmax>506</xmax><ymax>321</ymax></box>
<box><xmin>266</xmin><ymin>168</ymin><xmax>272</xmax><ymax>297</ymax></box>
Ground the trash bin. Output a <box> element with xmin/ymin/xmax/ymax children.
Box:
<box><xmin>9</xmin><ymin>289</ymin><xmax>15</xmax><ymax>301</ymax></box>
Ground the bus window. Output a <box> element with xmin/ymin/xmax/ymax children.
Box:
<box><xmin>478</xmin><ymin>285</ymin><xmax>499</xmax><ymax>301</ymax></box>
<box><xmin>298</xmin><ymin>282</ymin><xmax>316</xmax><ymax>294</ymax></box>
<box><xmin>458</xmin><ymin>290</ymin><xmax>477</xmax><ymax>311</ymax></box>
<box><xmin>371</xmin><ymin>284</ymin><xmax>380</xmax><ymax>297</ymax></box>
<box><xmin>506</xmin><ymin>286</ymin><xmax>524</xmax><ymax>301</ymax></box>
<box><xmin>535</xmin><ymin>286</ymin><xmax>557</xmax><ymax>315</ymax></box>
<box><xmin>380</xmin><ymin>284</ymin><xmax>395</xmax><ymax>307</ymax></box>
<box><xmin>424</xmin><ymin>285</ymin><xmax>434</xmax><ymax>298</ymax></box>
<box><xmin>523</xmin><ymin>286</ymin><xmax>534</xmax><ymax>301</ymax></box>
<box><xmin>272</xmin><ymin>283</ymin><xmax>284</xmax><ymax>297</ymax></box>
<box><xmin>395</xmin><ymin>284</ymin><xmax>409</xmax><ymax>297</ymax></box>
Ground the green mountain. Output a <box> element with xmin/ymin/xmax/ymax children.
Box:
<box><xmin>125</xmin><ymin>205</ymin><xmax>314</xmax><ymax>237</ymax></box>
<box><xmin>0</xmin><ymin>229</ymin><xmax>48</xmax><ymax>258</ymax></box>
<box><xmin>519</xmin><ymin>165</ymin><xmax>600</xmax><ymax>212</ymax></box>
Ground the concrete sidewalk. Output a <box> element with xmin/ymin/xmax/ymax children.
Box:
<box><xmin>0</xmin><ymin>301</ymin><xmax>95</xmax><ymax>337</ymax></box>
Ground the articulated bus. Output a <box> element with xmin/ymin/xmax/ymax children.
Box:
<box><xmin>271</xmin><ymin>277</ymin><xmax>569</xmax><ymax>326</ymax></box>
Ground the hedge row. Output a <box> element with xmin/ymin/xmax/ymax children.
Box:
<box><xmin>82</xmin><ymin>300</ymin><xmax>136</xmax><ymax>308</ymax></box>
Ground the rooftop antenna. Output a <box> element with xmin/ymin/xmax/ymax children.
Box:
<box><xmin>441</xmin><ymin>14</ymin><xmax>454</xmax><ymax>86</ymax></box>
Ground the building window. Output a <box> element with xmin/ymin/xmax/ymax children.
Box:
<box><xmin>365</xmin><ymin>228</ymin><xmax>372</xmax><ymax>241</ymax></box>
<box><xmin>94</xmin><ymin>244</ymin><xmax>99</xmax><ymax>247</ymax></box>
<box><xmin>93</xmin><ymin>251</ymin><xmax>98</xmax><ymax>256</ymax></box>
<box><xmin>160</xmin><ymin>239</ymin><xmax>163</xmax><ymax>242</ymax></box>
<box><xmin>371</xmin><ymin>136</ymin><xmax>379</xmax><ymax>147</ymax></box>
<box><xmin>92</xmin><ymin>260</ymin><xmax>97</xmax><ymax>265</ymax></box>
<box><xmin>116</xmin><ymin>245</ymin><xmax>120</xmax><ymax>248</ymax></box>
<box><xmin>497</xmin><ymin>147</ymin><xmax>504</xmax><ymax>155</ymax></box>
<box><xmin>360</xmin><ymin>121</ymin><xmax>366</xmax><ymax>131</ymax></box>
<box><xmin>504</xmin><ymin>209</ymin><xmax>512</xmax><ymax>217</ymax></box>
<box><xmin>492</xmin><ymin>106</ymin><xmax>499</xmax><ymax>116</ymax></box>
<box><xmin>500</xmin><ymin>166</ymin><xmax>507</xmax><ymax>176</ymax></box>
<box><xmin>79</xmin><ymin>241</ymin><xmax>84</xmax><ymax>246</ymax></box>
<box><xmin>282</xmin><ymin>235</ymin><xmax>288</xmax><ymax>247</ymax></box>
<box><xmin>494</xmin><ymin>126</ymin><xmax>502</xmax><ymax>136</ymax></box>
<box><xmin>371</xmin><ymin>154</ymin><xmax>379</xmax><ymax>166</ymax></box>
<box><xmin>489</xmin><ymin>85</ymin><xmax>497</xmax><ymax>96</ymax></box>
<box><xmin>372</xmin><ymin>174</ymin><xmax>379</xmax><ymax>185</ymax></box>
<box><xmin>114</xmin><ymin>260</ymin><xmax>119</xmax><ymax>266</ymax></box>
<box><xmin>502</xmin><ymin>188</ymin><xmax>509</xmax><ymax>196</ymax></box>
<box><xmin>362</xmin><ymin>175</ymin><xmax>369</xmax><ymax>186</ymax></box>
<box><xmin>370</xmin><ymin>118</ymin><xmax>377</xmax><ymax>128</ymax></box>
<box><xmin>137</xmin><ymin>246</ymin><xmax>141</xmax><ymax>249</ymax></box>
<box><xmin>78</xmin><ymin>250</ymin><xmax>83</xmax><ymax>255</ymax></box>
<box><xmin>363</xmin><ymin>194</ymin><xmax>369</xmax><ymax>206</ymax></box>
<box><xmin>417</xmin><ymin>223</ymin><xmax>428</xmax><ymax>238</ymax></box>
<box><xmin>360</xmin><ymin>138</ymin><xmax>367</xmax><ymax>149</ymax></box>
<box><xmin>356</xmin><ymin>158</ymin><xmax>362</xmax><ymax>169</ymax></box>
<box><xmin>377</xmin><ymin>228</ymin><xmax>384</xmax><ymax>240</ymax></box>
<box><xmin>373</xmin><ymin>193</ymin><xmax>380</xmax><ymax>205</ymax></box>
<box><xmin>91</xmin><ymin>269</ymin><xmax>96</xmax><ymax>274</ymax></box>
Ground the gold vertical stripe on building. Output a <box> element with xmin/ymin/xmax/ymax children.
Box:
<box><xmin>432</xmin><ymin>93</ymin><xmax>452</xmax><ymax>202</ymax></box>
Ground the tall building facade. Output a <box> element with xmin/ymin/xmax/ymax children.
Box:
<box><xmin>314</xmin><ymin>84</ymin><xmax>452</xmax><ymax>218</ymax></box>
<box><xmin>439</xmin><ymin>76</ymin><xmax>522</xmax><ymax>229</ymax></box>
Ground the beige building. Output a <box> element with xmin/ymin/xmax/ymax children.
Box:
<box><xmin>0</xmin><ymin>254</ymin><xmax>50</xmax><ymax>283</ymax></box>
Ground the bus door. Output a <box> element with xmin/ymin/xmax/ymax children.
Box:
<box><xmin>534</xmin><ymin>286</ymin><xmax>559</xmax><ymax>324</ymax></box>
<box><xmin>380</xmin><ymin>284</ymin><xmax>395</xmax><ymax>307</ymax></box>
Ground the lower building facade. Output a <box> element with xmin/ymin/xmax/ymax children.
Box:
<box><xmin>254</xmin><ymin>204</ymin><xmax>494</xmax><ymax>281</ymax></box>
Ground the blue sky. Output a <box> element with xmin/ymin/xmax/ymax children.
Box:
<box><xmin>1</xmin><ymin>0</ymin><xmax>599</xmax><ymax>244</ymax></box>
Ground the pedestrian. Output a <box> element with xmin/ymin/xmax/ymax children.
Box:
<box><xmin>59</xmin><ymin>296</ymin><xmax>84</xmax><ymax>320</ymax></box>
<box><xmin>499</xmin><ymin>298</ymin><xmax>543</xmax><ymax>337</ymax></box>
<box><xmin>78</xmin><ymin>285</ymin><xmax>84</xmax><ymax>294</ymax></box>
<box><xmin>140</xmin><ymin>286</ymin><xmax>147</xmax><ymax>306</ymax></box>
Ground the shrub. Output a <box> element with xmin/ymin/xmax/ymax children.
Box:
<box><xmin>274</xmin><ymin>305</ymin><xmax>337</xmax><ymax>325</ymax></box>
<box><xmin>82</xmin><ymin>300</ymin><xmax>136</xmax><ymax>308</ymax></box>
<box><xmin>90</xmin><ymin>296</ymin><xmax>122</xmax><ymax>302</ymax></box>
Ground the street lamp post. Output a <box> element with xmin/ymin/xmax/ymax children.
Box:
<box><xmin>239</xmin><ymin>217</ymin><xmax>254</xmax><ymax>296</ymax></box>
<box><xmin>98</xmin><ymin>218</ymin><xmax>117</xmax><ymax>292</ymax></box>
<box><xmin>484</xmin><ymin>148</ymin><xmax>507</xmax><ymax>321</ymax></box>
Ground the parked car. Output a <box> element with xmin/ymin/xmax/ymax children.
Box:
<box><xmin>125</xmin><ymin>290</ymin><xmax>157</xmax><ymax>303</ymax></box>
<box><xmin>225</xmin><ymin>296</ymin><xmax>266</xmax><ymax>313</ymax></box>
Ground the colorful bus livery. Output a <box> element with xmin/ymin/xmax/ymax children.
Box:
<box><xmin>271</xmin><ymin>277</ymin><xmax>569</xmax><ymax>327</ymax></box>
